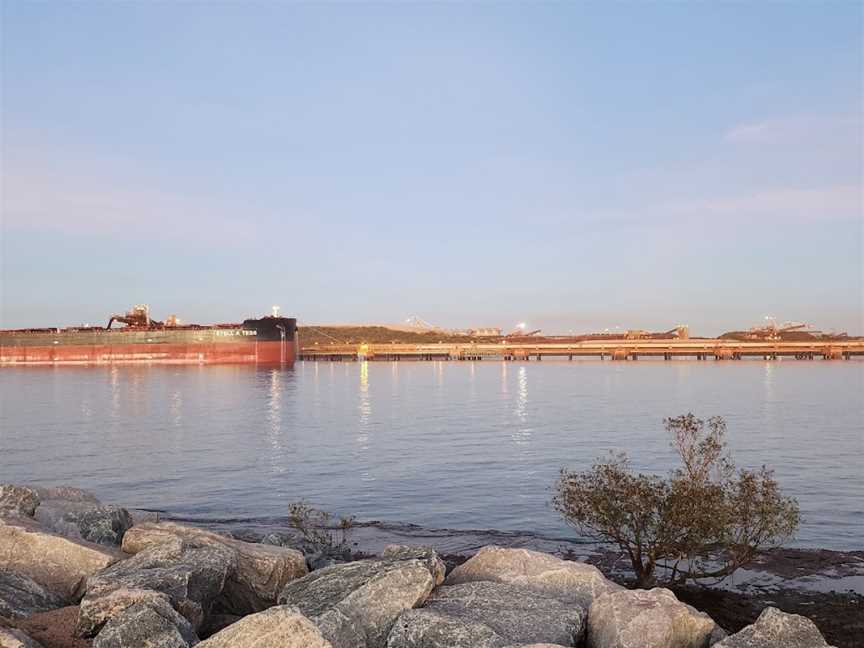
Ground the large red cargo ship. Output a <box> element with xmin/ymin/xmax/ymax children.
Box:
<box><xmin>0</xmin><ymin>305</ymin><xmax>297</xmax><ymax>366</ymax></box>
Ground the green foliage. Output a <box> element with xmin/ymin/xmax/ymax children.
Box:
<box><xmin>552</xmin><ymin>414</ymin><xmax>800</xmax><ymax>587</ymax></box>
<box><xmin>288</xmin><ymin>500</ymin><xmax>356</xmax><ymax>553</ymax></box>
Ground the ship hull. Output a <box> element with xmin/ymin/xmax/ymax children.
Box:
<box><xmin>0</xmin><ymin>341</ymin><xmax>295</xmax><ymax>366</ymax></box>
<box><xmin>0</xmin><ymin>317</ymin><xmax>297</xmax><ymax>367</ymax></box>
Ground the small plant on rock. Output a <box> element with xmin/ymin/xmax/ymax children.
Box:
<box><xmin>552</xmin><ymin>414</ymin><xmax>800</xmax><ymax>587</ymax></box>
<box><xmin>288</xmin><ymin>500</ymin><xmax>355</xmax><ymax>556</ymax></box>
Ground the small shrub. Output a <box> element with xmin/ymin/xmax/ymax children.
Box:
<box><xmin>552</xmin><ymin>414</ymin><xmax>799</xmax><ymax>587</ymax></box>
<box><xmin>288</xmin><ymin>500</ymin><xmax>355</xmax><ymax>554</ymax></box>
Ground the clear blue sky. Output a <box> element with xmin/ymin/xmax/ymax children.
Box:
<box><xmin>2</xmin><ymin>2</ymin><xmax>861</xmax><ymax>335</ymax></box>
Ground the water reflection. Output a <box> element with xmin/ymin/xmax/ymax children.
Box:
<box><xmin>357</xmin><ymin>361</ymin><xmax>374</xmax><ymax>482</ymax></box>
<box><xmin>110</xmin><ymin>366</ymin><xmax>120</xmax><ymax>420</ymax></box>
<box><xmin>2</xmin><ymin>361</ymin><xmax>860</xmax><ymax>550</ymax></box>
<box><xmin>763</xmin><ymin>361</ymin><xmax>775</xmax><ymax>400</ymax></box>
<box><xmin>128</xmin><ymin>369</ymin><xmax>145</xmax><ymax>416</ymax></box>
<box><xmin>675</xmin><ymin>362</ymin><xmax>691</xmax><ymax>387</ymax></box>
<box><xmin>267</xmin><ymin>369</ymin><xmax>286</xmax><ymax>473</ymax></box>
<box><xmin>512</xmin><ymin>366</ymin><xmax>532</xmax><ymax>446</ymax></box>
<box><xmin>515</xmin><ymin>366</ymin><xmax>528</xmax><ymax>421</ymax></box>
<box><xmin>169</xmin><ymin>391</ymin><xmax>182</xmax><ymax>429</ymax></box>
<box><xmin>360</xmin><ymin>361</ymin><xmax>369</xmax><ymax>397</ymax></box>
<box><xmin>762</xmin><ymin>361</ymin><xmax>777</xmax><ymax>428</ymax></box>
<box><xmin>357</xmin><ymin>361</ymin><xmax>370</xmax><ymax>449</ymax></box>
<box><xmin>81</xmin><ymin>398</ymin><xmax>93</xmax><ymax>421</ymax></box>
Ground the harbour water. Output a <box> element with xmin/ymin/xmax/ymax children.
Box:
<box><xmin>1</xmin><ymin>360</ymin><xmax>861</xmax><ymax>550</ymax></box>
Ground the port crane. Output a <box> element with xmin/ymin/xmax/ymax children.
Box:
<box><xmin>505</xmin><ymin>323</ymin><xmax>542</xmax><ymax>337</ymax></box>
<box><xmin>748</xmin><ymin>317</ymin><xmax>808</xmax><ymax>340</ymax></box>
<box><xmin>404</xmin><ymin>316</ymin><xmax>445</xmax><ymax>332</ymax></box>
<box><xmin>107</xmin><ymin>305</ymin><xmax>158</xmax><ymax>329</ymax></box>
<box><xmin>106</xmin><ymin>304</ymin><xmax>182</xmax><ymax>329</ymax></box>
<box><xmin>623</xmin><ymin>325</ymin><xmax>689</xmax><ymax>340</ymax></box>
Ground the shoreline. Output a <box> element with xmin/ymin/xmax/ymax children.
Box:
<box><xmin>178</xmin><ymin>514</ymin><xmax>864</xmax><ymax>593</ymax></box>
<box><xmin>193</xmin><ymin>515</ymin><xmax>864</xmax><ymax>647</ymax></box>
<box><xmin>2</xmin><ymin>485</ymin><xmax>862</xmax><ymax>648</ymax></box>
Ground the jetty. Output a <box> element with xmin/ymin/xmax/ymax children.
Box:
<box><xmin>299</xmin><ymin>339</ymin><xmax>864</xmax><ymax>362</ymax></box>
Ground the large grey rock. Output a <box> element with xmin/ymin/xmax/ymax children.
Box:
<box><xmin>382</xmin><ymin>545</ymin><xmax>446</xmax><ymax>586</ymax></box>
<box><xmin>260</xmin><ymin>530</ymin><xmax>354</xmax><ymax>571</ymax></box>
<box><xmin>0</xmin><ymin>486</ymin><xmax>39</xmax><ymax>518</ymax></box>
<box><xmin>0</xmin><ymin>628</ymin><xmax>45</xmax><ymax>648</ymax></box>
<box><xmin>122</xmin><ymin>522</ymin><xmax>307</xmax><ymax>614</ymax></box>
<box><xmin>386</xmin><ymin>581</ymin><xmax>586</xmax><ymax>648</ymax></box>
<box><xmin>197</xmin><ymin>605</ymin><xmax>332</xmax><ymax>648</ymax></box>
<box><xmin>714</xmin><ymin>607</ymin><xmax>832</xmax><ymax>648</ymax></box>
<box><xmin>33</xmin><ymin>486</ymin><xmax>99</xmax><ymax>504</ymax></box>
<box><xmin>0</xmin><ymin>570</ymin><xmax>66</xmax><ymax>619</ymax></box>
<box><xmin>387</xmin><ymin>609</ymin><xmax>501</xmax><ymax>648</ymax></box>
<box><xmin>278</xmin><ymin>557</ymin><xmax>437</xmax><ymax>648</ymax></box>
<box><xmin>77</xmin><ymin>536</ymin><xmax>235</xmax><ymax>637</ymax></box>
<box><xmin>33</xmin><ymin>487</ymin><xmax>131</xmax><ymax>547</ymax></box>
<box><xmin>446</xmin><ymin>545</ymin><xmax>621</xmax><ymax>608</ymax></box>
<box><xmin>588</xmin><ymin>587</ymin><xmax>720</xmax><ymax>648</ymax></box>
<box><xmin>93</xmin><ymin>598</ymin><xmax>199</xmax><ymax>648</ymax></box>
<box><xmin>0</xmin><ymin>516</ymin><xmax>121</xmax><ymax>600</ymax></box>
<box><xmin>710</xmin><ymin>626</ymin><xmax>729</xmax><ymax>645</ymax></box>
<box><xmin>35</xmin><ymin>502</ymin><xmax>132</xmax><ymax>547</ymax></box>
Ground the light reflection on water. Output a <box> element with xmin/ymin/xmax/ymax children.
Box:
<box><xmin>357</xmin><ymin>361</ymin><xmax>372</xmax><ymax>481</ymax></box>
<box><xmin>266</xmin><ymin>369</ymin><xmax>284</xmax><ymax>474</ymax></box>
<box><xmin>512</xmin><ymin>366</ymin><xmax>531</xmax><ymax>446</ymax></box>
<box><xmin>0</xmin><ymin>360</ymin><xmax>861</xmax><ymax>550</ymax></box>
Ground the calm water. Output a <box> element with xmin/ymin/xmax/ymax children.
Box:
<box><xmin>1</xmin><ymin>360</ymin><xmax>861</xmax><ymax>550</ymax></box>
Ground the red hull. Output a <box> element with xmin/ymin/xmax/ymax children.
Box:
<box><xmin>0</xmin><ymin>340</ymin><xmax>296</xmax><ymax>366</ymax></box>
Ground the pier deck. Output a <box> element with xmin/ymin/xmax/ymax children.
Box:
<box><xmin>300</xmin><ymin>340</ymin><xmax>864</xmax><ymax>362</ymax></box>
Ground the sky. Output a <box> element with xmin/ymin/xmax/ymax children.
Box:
<box><xmin>1</xmin><ymin>2</ymin><xmax>862</xmax><ymax>336</ymax></box>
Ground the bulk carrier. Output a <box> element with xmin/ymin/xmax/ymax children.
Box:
<box><xmin>0</xmin><ymin>305</ymin><xmax>297</xmax><ymax>366</ymax></box>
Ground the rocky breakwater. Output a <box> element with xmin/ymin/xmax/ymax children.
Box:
<box><xmin>1</xmin><ymin>484</ymin><xmax>309</xmax><ymax>647</ymax></box>
<box><xmin>122</xmin><ymin>521</ymin><xmax>307</xmax><ymax>615</ymax></box>
<box><xmin>0</xmin><ymin>486</ymin><xmax>122</xmax><ymax>603</ymax></box>
<box><xmin>0</xmin><ymin>483</ymin><xmax>839</xmax><ymax>648</ymax></box>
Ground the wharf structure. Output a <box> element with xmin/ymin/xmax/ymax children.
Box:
<box><xmin>299</xmin><ymin>339</ymin><xmax>864</xmax><ymax>362</ymax></box>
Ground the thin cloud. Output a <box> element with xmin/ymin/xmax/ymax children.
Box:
<box><xmin>2</xmin><ymin>158</ymin><xmax>261</xmax><ymax>246</ymax></box>
<box><xmin>724</xmin><ymin>113</ymin><xmax>860</xmax><ymax>144</ymax></box>
<box><xmin>664</xmin><ymin>185</ymin><xmax>862</xmax><ymax>223</ymax></box>
<box><xmin>579</xmin><ymin>184</ymin><xmax>862</xmax><ymax>236</ymax></box>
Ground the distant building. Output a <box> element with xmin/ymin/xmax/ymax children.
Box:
<box><xmin>468</xmin><ymin>327</ymin><xmax>502</xmax><ymax>337</ymax></box>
